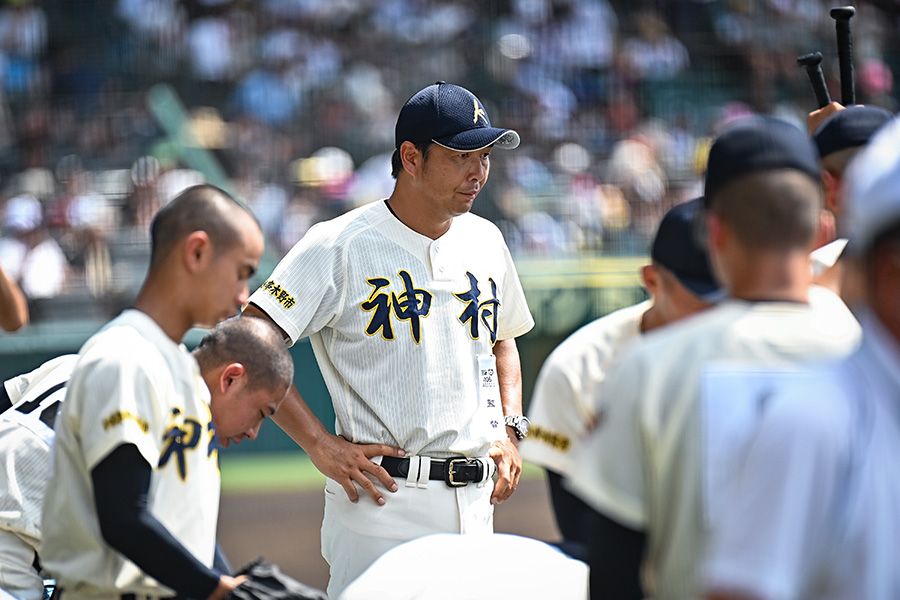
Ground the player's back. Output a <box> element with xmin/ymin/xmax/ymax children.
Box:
<box><xmin>572</xmin><ymin>294</ymin><xmax>860</xmax><ymax>600</ymax></box>
<box><xmin>642</xmin><ymin>297</ymin><xmax>859</xmax><ymax>599</ymax></box>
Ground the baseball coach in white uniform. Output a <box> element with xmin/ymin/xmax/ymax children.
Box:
<box><xmin>243</xmin><ymin>81</ymin><xmax>534</xmax><ymax>598</ymax></box>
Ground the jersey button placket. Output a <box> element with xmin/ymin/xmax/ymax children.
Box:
<box><xmin>431</xmin><ymin>242</ymin><xmax>447</xmax><ymax>278</ymax></box>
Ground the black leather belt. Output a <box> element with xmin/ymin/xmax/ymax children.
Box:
<box><xmin>381</xmin><ymin>456</ymin><xmax>486</xmax><ymax>487</ymax></box>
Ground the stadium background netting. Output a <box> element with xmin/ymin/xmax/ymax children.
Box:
<box><xmin>0</xmin><ymin>0</ymin><xmax>897</xmax><ymax>338</ymax></box>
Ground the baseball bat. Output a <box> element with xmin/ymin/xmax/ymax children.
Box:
<box><xmin>797</xmin><ymin>52</ymin><xmax>831</xmax><ymax>108</ymax></box>
<box><xmin>831</xmin><ymin>6</ymin><xmax>856</xmax><ymax>105</ymax></box>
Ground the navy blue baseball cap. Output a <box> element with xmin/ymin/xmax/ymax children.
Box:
<box><xmin>395</xmin><ymin>81</ymin><xmax>520</xmax><ymax>152</ymax></box>
<box><xmin>651</xmin><ymin>197</ymin><xmax>724</xmax><ymax>302</ymax></box>
<box><xmin>704</xmin><ymin>116</ymin><xmax>821</xmax><ymax>207</ymax></box>
<box><xmin>812</xmin><ymin>105</ymin><xmax>894</xmax><ymax>159</ymax></box>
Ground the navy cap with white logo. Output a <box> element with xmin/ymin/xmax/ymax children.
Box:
<box><xmin>395</xmin><ymin>81</ymin><xmax>520</xmax><ymax>152</ymax></box>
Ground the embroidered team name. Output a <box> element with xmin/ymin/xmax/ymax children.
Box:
<box><xmin>529</xmin><ymin>424</ymin><xmax>571</xmax><ymax>453</ymax></box>
<box><xmin>454</xmin><ymin>272</ymin><xmax>499</xmax><ymax>344</ymax></box>
<box><xmin>158</xmin><ymin>407</ymin><xmax>203</xmax><ymax>481</ymax></box>
<box><xmin>260</xmin><ymin>279</ymin><xmax>297</xmax><ymax>309</ymax></box>
<box><xmin>359</xmin><ymin>270</ymin><xmax>500</xmax><ymax>343</ymax></box>
<box><xmin>102</xmin><ymin>410</ymin><xmax>150</xmax><ymax>434</ymax></box>
<box><xmin>361</xmin><ymin>270</ymin><xmax>432</xmax><ymax>343</ymax></box>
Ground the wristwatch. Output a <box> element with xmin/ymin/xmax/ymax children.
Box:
<box><xmin>504</xmin><ymin>414</ymin><xmax>530</xmax><ymax>440</ymax></box>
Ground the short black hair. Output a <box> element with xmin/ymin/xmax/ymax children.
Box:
<box><xmin>711</xmin><ymin>170</ymin><xmax>822</xmax><ymax>251</ymax></box>
<box><xmin>149</xmin><ymin>184</ymin><xmax>256</xmax><ymax>267</ymax></box>
<box><xmin>193</xmin><ymin>315</ymin><xmax>294</xmax><ymax>393</ymax></box>
<box><xmin>390</xmin><ymin>140</ymin><xmax>433</xmax><ymax>179</ymax></box>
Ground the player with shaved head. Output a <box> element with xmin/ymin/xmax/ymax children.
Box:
<box><xmin>40</xmin><ymin>185</ymin><xmax>266</xmax><ymax>600</ymax></box>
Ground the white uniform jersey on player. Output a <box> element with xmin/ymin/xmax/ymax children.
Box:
<box><xmin>41</xmin><ymin>310</ymin><xmax>220</xmax><ymax>599</ymax></box>
<box><xmin>703</xmin><ymin>309</ymin><xmax>900</xmax><ymax>599</ymax></box>
<box><xmin>519</xmin><ymin>301</ymin><xmax>649</xmax><ymax>478</ymax></box>
<box><xmin>566</xmin><ymin>288</ymin><xmax>861</xmax><ymax>599</ymax></box>
<box><xmin>0</xmin><ymin>355</ymin><xmax>77</xmax><ymax>600</ymax></box>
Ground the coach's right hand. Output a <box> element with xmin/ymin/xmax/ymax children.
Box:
<box><xmin>308</xmin><ymin>431</ymin><xmax>405</xmax><ymax>505</ymax></box>
<box><xmin>263</xmin><ymin>374</ymin><xmax>405</xmax><ymax>505</ymax></box>
<box><xmin>242</xmin><ymin>306</ymin><xmax>406</xmax><ymax>505</ymax></box>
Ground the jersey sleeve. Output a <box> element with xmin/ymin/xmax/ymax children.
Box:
<box><xmin>701</xmin><ymin>375</ymin><xmax>854</xmax><ymax>600</ymax></box>
<box><xmin>70</xmin><ymin>353</ymin><xmax>166</xmax><ymax>471</ymax></box>
<box><xmin>520</xmin><ymin>355</ymin><xmax>585</xmax><ymax>476</ymax></box>
<box><xmin>248</xmin><ymin>222</ymin><xmax>345</xmax><ymax>346</ymax></box>
<box><xmin>564</xmin><ymin>343</ymin><xmax>648</xmax><ymax>529</ymax></box>
<box><xmin>2</xmin><ymin>354</ymin><xmax>78</xmax><ymax>408</ymax></box>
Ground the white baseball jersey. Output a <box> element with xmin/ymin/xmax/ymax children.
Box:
<box><xmin>519</xmin><ymin>300</ymin><xmax>650</xmax><ymax>477</ymax></box>
<box><xmin>41</xmin><ymin>309</ymin><xmax>221</xmax><ymax>599</ymax></box>
<box><xmin>0</xmin><ymin>355</ymin><xmax>77</xmax><ymax>600</ymax></box>
<box><xmin>566</xmin><ymin>288</ymin><xmax>861</xmax><ymax>600</ymax></box>
<box><xmin>703</xmin><ymin>309</ymin><xmax>900</xmax><ymax>600</ymax></box>
<box><xmin>249</xmin><ymin>199</ymin><xmax>534</xmax><ymax>458</ymax></box>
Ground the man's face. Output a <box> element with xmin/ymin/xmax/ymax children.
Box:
<box><xmin>210</xmin><ymin>373</ymin><xmax>288</xmax><ymax>448</ymax></box>
<box><xmin>416</xmin><ymin>144</ymin><xmax>492</xmax><ymax>219</ymax></box>
<box><xmin>195</xmin><ymin>217</ymin><xmax>264</xmax><ymax>327</ymax></box>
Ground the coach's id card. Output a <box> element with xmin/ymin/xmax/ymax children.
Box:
<box><xmin>477</xmin><ymin>354</ymin><xmax>504</xmax><ymax>441</ymax></box>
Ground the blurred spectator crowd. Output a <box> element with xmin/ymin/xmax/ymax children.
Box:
<box><xmin>0</xmin><ymin>0</ymin><xmax>897</xmax><ymax>322</ymax></box>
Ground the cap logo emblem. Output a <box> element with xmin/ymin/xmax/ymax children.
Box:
<box><xmin>473</xmin><ymin>99</ymin><xmax>487</xmax><ymax>125</ymax></box>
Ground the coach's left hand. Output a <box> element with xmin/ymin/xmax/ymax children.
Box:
<box><xmin>489</xmin><ymin>434</ymin><xmax>522</xmax><ymax>504</ymax></box>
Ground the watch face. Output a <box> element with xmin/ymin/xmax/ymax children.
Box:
<box><xmin>519</xmin><ymin>416</ymin><xmax>529</xmax><ymax>437</ymax></box>
<box><xmin>506</xmin><ymin>415</ymin><xmax>529</xmax><ymax>439</ymax></box>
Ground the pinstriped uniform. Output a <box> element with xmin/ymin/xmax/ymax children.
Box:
<box><xmin>249</xmin><ymin>199</ymin><xmax>534</xmax><ymax>458</ymax></box>
<box><xmin>248</xmin><ymin>199</ymin><xmax>534</xmax><ymax>598</ymax></box>
<box><xmin>0</xmin><ymin>355</ymin><xmax>77</xmax><ymax>600</ymax></box>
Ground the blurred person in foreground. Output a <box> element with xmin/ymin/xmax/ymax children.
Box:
<box><xmin>40</xmin><ymin>185</ymin><xmax>268</xmax><ymax>600</ymax></box>
<box><xmin>0</xmin><ymin>317</ymin><xmax>295</xmax><ymax>600</ymax></box>
<box><xmin>519</xmin><ymin>197</ymin><xmax>722</xmax><ymax>562</ymax></box>
<box><xmin>702</xmin><ymin>115</ymin><xmax>900</xmax><ymax>600</ymax></box>
<box><xmin>566</xmin><ymin>117</ymin><xmax>861</xmax><ymax>600</ymax></box>
<box><xmin>242</xmin><ymin>81</ymin><xmax>533</xmax><ymax>598</ymax></box>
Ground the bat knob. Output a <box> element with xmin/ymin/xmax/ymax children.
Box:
<box><xmin>797</xmin><ymin>52</ymin><xmax>823</xmax><ymax>69</ymax></box>
<box><xmin>830</xmin><ymin>6</ymin><xmax>856</xmax><ymax>21</ymax></box>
